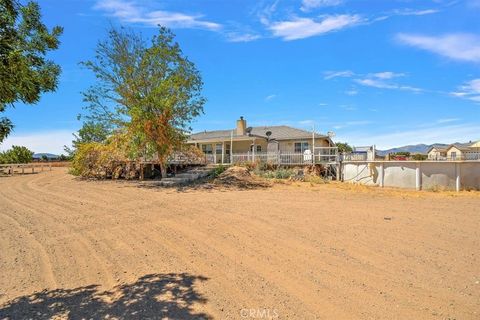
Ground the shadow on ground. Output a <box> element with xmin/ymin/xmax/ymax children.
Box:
<box><xmin>0</xmin><ymin>273</ymin><xmax>211</xmax><ymax>320</ymax></box>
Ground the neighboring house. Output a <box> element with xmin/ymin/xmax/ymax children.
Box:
<box><xmin>187</xmin><ymin>117</ymin><xmax>335</xmax><ymax>164</ymax></box>
<box><xmin>427</xmin><ymin>146</ymin><xmax>448</xmax><ymax>160</ymax></box>
<box><xmin>446</xmin><ymin>143</ymin><xmax>479</xmax><ymax>160</ymax></box>
<box><xmin>428</xmin><ymin>142</ymin><xmax>480</xmax><ymax>161</ymax></box>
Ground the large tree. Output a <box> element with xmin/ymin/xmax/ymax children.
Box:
<box><xmin>0</xmin><ymin>0</ymin><xmax>63</xmax><ymax>143</ymax></box>
<box><xmin>81</xmin><ymin>26</ymin><xmax>205</xmax><ymax>177</ymax></box>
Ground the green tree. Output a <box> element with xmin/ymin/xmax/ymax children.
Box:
<box><xmin>81</xmin><ymin>26</ymin><xmax>204</xmax><ymax>177</ymax></box>
<box><xmin>0</xmin><ymin>145</ymin><xmax>33</xmax><ymax>163</ymax></box>
<box><xmin>64</xmin><ymin>121</ymin><xmax>111</xmax><ymax>156</ymax></box>
<box><xmin>336</xmin><ymin>142</ymin><xmax>353</xmax><ymax>153</ymax></box>
<box><xmin>0</xmin><ymin>0</ymin><xmax>63</xmax><ymax>143</ymax></box>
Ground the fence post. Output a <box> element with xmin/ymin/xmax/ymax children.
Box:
<box><xmin>379</xmin><ymin>163</ymin><xmax>384</xmax><ymax>188</ymax></box>
<box><xmin>415</xmin><ymin>163</ymin><xmax>422</xmax><ymax>191</ymax></box>
<box><xmin>455</xmin><ymin>162</ymin><xmax>461</xmax><ymax>192</ymax></box>
<box><xmin>10</xmin><ymin>165</ymin><xmax>14</xmax><ymax>176</ymax></box>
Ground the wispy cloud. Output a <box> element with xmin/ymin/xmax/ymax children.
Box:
<box><xmin>436</xmin><ymin>118</ymin><xmax>460</xmax><ymax>124</ymax></box>
<box><xmin>268</xmin><ymin>14</ymin><xmax>363</xmax><ymax>41</ymax></box>
<box><xmin>450</xmin><ymin>79</ymin><xmax>480</xmax><ymax>102</ymax></box>
<box><xmin>324</xmin><ymin>70</ymin><xmax>354</xmax><ymax>80</ymax></box>
<box><xmin>345</xmin><ymin>89</ymin><xmax>358</xmax><ymax>96</ymax></box>
<box><xmin>94</xmin><ymin>0</ymin><xmax>221</xmax><ymax>30</ymax></box>
<box><xmin>325</xmin><ymin>70</ymin><xmax>422</xmax><ymax>93</ymax></box>
<box><xmin>392</xmin><ymin>8</ymin><xmax>440</xmax><ymax>16</ymax></box>
<box><xmin>300</xmin><ymin>0</ymin><xmax>343</xmax><ymax>12</ymax></box>
<box><xmin>226</xmin><ymin>32</ymin><xmax>261</xmax><ymax>42</ymax></box>
<box><xmin>355</xmin><ymin>78</ymin><xmax>422</xmax><ymax>92</ymax></box>
<box><xmin>396</xmin><ymin>33</ymin><xmax>480</xmax><ymax>63</ymax></box>
<box><xmin>265</xmin><ymin>94</ymin><xmax>277</xmax><ymax>101</ymax></box>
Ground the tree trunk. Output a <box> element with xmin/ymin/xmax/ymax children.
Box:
<box><xmin>159</xmin><ymin>162</ymin><xmax>167</xmax><ymax>179</ymax></box>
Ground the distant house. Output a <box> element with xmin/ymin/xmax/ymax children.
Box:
<box><xmin>427</xmin><ymin>142</ymin><xmax>480</xmax><ymax>160</ymax></box>
<box><xmin>187</xmin><ymin>117</ymin><xmax>335</xmax><ymax>164</ymax></box>
<box><xmin>427</xmin><ymin>146</ymin><xmax>448</xmax><ymax>160</ymax></box>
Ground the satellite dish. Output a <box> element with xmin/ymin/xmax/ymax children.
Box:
<box><xmin>327</xmin><ymin>131</ymin><xmax>336</xmax><ymax>138</ymax></box>
<box><xmin>265</xmin><ymin>130</ymin><xmax>272</xmax><ymax>141</ymax></box>
<box><xmin>246</xmin><ymin>127</ymin><xmax>253</xmax><ymax>135</ymax></box>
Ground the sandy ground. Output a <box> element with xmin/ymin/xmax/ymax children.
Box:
<box><xmin>0</xmin><ymin>168</ymin><xmax>479</xmax><ymax>319</ymax></box>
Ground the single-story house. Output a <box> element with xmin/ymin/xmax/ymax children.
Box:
<box><xmin>427</xmin><ymin>142</ymin><xmax>480</xmax><ymax>160</ymax></box>
<box><xmin>427</xmin><ymin>146</ymin><xmax>448</xmax><ymax>160</ymax></box>
<box><xmin>446</xmin><ymin>143</ymin><xmax>480</xmax><ymax>160</ymax></box>
<box><xmin>187</xmin><ymin>117</ymin><xmax>335</xmax><ymax>164</ymax></box>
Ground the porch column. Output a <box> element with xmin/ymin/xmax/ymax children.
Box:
<box><xmin>252</xmin><ymin>138</ymin><xmax>256</xmax><ymax>162</ymax></box>
<box><xmin>222</xmin><ymin>141</ymin><xmax>225</xmax><ymax>164</ymax></box>
<box><xmin>213</xmin><ymin>144</ymin><xmax>216</xmax><ymax>164</ymax></box>
<box><xmin>230</xmin><ymin>131</ymin><xmax>234</xmax><ymax>164</ymax></box>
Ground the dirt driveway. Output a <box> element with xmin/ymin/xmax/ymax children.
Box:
<box><xmin>1</xmin><ymin>168</ymin><xmax>479</xmax><ymax>319</ymax></box>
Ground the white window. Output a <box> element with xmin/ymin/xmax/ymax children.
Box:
<box><xmin>250</xmin><ymin>145</ymin><xmax>262</xmax><ymax>152</ymax></box>
<box><xmin>294</xmin><ymin>142</ymin><xmax>309</xmax><ymax>153</ymax></box>
<box><xmin>202</xmin><ymin>144</ymin><xmax>213</xmax><ymax>154</ymax></box>
<box><xmin>215</xmin><ymin>143</ymin><xmax>223</xmax><ymax>154</ymax></box>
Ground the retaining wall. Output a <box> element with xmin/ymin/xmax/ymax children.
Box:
<box><xmin>341</xmin><ymin>161</ymin><xmax>480</xmax><ymax>191</ymax></box>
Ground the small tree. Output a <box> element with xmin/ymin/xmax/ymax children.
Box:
<box><xmin>0</xmin><ymin>0</ymin><xmax>63</xmax><ymax>143</ymax></box>
<box><xmin>81</xmin><ymin>26</ymin><xmax>204</xmax><ymax>177</ymax></box>
<box><xmin>336</xmin><ymin>142</ymin><xmax>353</xmax><ymax>153</ymax></box>
<box><xmin>0</xmin><ymin>145</ymin><xmax>34</xmax><ymax>164</ymax></box>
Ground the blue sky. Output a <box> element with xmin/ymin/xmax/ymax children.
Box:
<box><xmin>2</xmin><ymin>0</ymin><xmax>480</xmax><ymax>154</ymax></box>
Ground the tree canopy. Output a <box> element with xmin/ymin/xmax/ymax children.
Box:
<box><xmin>80</xmin><ymin>26</ymin><xmax>205</xmax><ymax>176</ymax></box>
<box><xmin>0</xmin><ymin>0</ymin><xmax>63</xmax><ymax>143</ymax></box>
<box><xmin>0</xmin><ymin>145</ymin><xmax>33</xmax><ymax>163</ymax></box>
<box><xmin>336</xmin><ymin>142</ymin><xmax>353</xmax><ymax>153</ymax></box>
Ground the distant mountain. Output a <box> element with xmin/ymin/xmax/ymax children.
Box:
<box><xmin>377</xmin><ymin>143</ymin><xmax>455</xmax><ymax>156</ymax></box>
<box><xmin>33</xmin><ymin>153</ymin><xmax>59</xmax><ymax>159</ymax></box>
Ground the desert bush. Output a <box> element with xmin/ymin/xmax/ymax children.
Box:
<box><xmin>70</xmin><ymin>142</ymin><xmax>128</xmax><ymax>178</ymax></box>
<box><xmin>259</xmin><ymin>168</ymin><xmax>297</xmax><ymax>179</ymax></box>
<box><xmin>212</xmin><ymin>165</ymin><xmax>226</xmax><ymax>178</ymax></box>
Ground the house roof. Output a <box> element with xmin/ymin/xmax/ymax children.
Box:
<box><xmin>188</xmin><ymin>125</ymin><xmax>328</xmax><ymax>142</ymax></box>
<box><xmin>446</xmin><ymin>143</ymin><xmax>474</xmax><ymax>152</ymax></box>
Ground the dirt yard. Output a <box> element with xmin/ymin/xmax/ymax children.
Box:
<box><xmin>1</xmin><ymin>168</ymin><xmax>479</xmax><ymax>319</ymax></box>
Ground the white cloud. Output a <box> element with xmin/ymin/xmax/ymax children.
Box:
<box><xmin>396</xmin><ymin>33</ymin><xmax>480</xmax><ymax>63</ymax></box>
<box><xmin>94</xmin><ymin>0</ymin><xmax>221</xmax><ymax>30</ymax></box>
<box><xmin>265</xmin><ymin>94</ymin><xmax>277</xmax><ymax>101</ymax></box>
<box><xmin>269</xmin><ymin>14</ymin><xmax>362</xmax><ymax>41</ymax></box>
<box><xmin>345</xmin><ymin>89</ymin><xmax>358</xmax><ymax>96</ymax></box>
<box><xmin>436</xmin><ymin>118</ymin><xmax>460</xmax><ymax>124</ymax></box>
<box><xmin>324</xmin><ymin>70</ymin><xmax>354</xmax><ymax>80</ymax></box>
<box><xmin>370</xmin><ymin>71</ymin><xmax>404</xmax><ymax>79</ymax></box>
<box><xmin>0</xmin><ymin>130</ymin><xmax>74</xmax><ymax>155</ymax></box>
<box><xmin>226</xmin><ymin>32</ymin><xmax>261</xmax><ymax>42</ymax></box>
<box><xmin>300</xmin><ymin>0</ymin><xmax>343</xmax><ymax>12</ymax></box>
<box><xmin>355</xmin><ymin>78</ymin><xmax>421</xmax><ymax>92</ymax></box>
<box><xmin>393</xmin><ymin>9</ymin><xmax>440</xmax><ymax>16</ymax></box>
<box><xmin>450</xmin><ymin>79</ymin><xmax>480</xmax><ymax>102</ymax></box>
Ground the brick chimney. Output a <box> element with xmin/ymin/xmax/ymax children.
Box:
<box><xmin>236</xmin><ymin>116</ymin><xmax>246</xmax><ymax>136</ymax></box>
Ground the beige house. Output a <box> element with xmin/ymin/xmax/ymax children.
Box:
<box><xmin>428</xmin><ymin>142</ymin><xmax>480</xmax><ymax>161</ymax></box>
<box><xmin>427</xmin><ymin>146</ymin><xmax>448</xmax><ymax>160</ymax></box>
<box><xmin>187</xmin><ymin>117</ymin><xmax>335</xmax><ymax>164</ymax></box>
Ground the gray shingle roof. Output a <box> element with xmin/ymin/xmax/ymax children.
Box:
<box><xmin>189</xmin><ymin>125</ymin><xmax>327</xmax><ymax>141</ymax></box>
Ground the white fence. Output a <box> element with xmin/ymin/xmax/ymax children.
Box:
<box><xmin>229</xmin><ymin>148</ymin><xmax>338</xmax><ymax>165</ymax></box>
<box><xmin>342</xmin><ymin>160</ymin><xmax>480</xmax><ymax>191</ymax></box>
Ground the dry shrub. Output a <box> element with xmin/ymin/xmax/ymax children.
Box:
<box><xmin>214</xmin><ymin>166</ymin><xmax>271</xmax><ymax>189</ymax></box>
<box><xmin>70</xmin><ymin>142</ymin><xmax>130</xmax><ymax>179</ymax></box>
